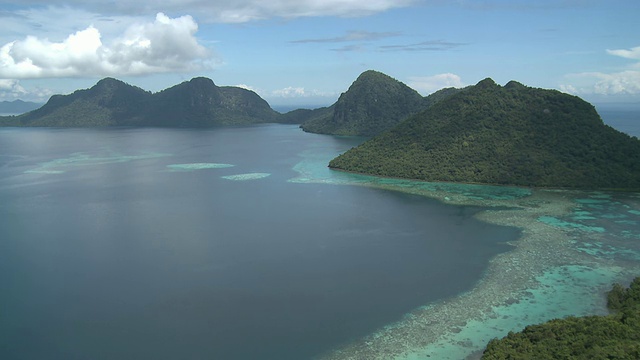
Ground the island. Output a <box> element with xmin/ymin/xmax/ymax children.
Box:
<box><xmin>300</xmin><ymin>70</ymin><xmax>462</xmax><ymax>136</ymax></box>
<box><xmin>482</xmin><ymin>277</ymin><xmax>640</xmax><ymax>359</ymax></box>
<box><xmin>329</xmin><ymin>78</ymin><xmax>640</xmax><ymax>190</ymax></box>
<box><xmin>0</xmin><ymin>77</ymin><xmax>283</xmax><ymax>127</ymax></box>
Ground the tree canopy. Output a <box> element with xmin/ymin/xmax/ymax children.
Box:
<box><xmin>482</xmin><ymin>277</ymin><xmax>640</xmax><ymax>359</ymax></box>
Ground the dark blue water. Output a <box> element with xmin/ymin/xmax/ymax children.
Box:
<box><xmin>0</xmin><ymin>125</ymin><xmax>518</xmax><ymax>360</ymax></box>
<box><xmin>596</xmin><ymin>103</ymin><xmax>640</xmax><ymax>138</ymax></box>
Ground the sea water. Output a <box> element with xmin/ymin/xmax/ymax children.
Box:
<box><xmin>0</xmin><ymin>125</ymin><xmax>517</xmax><ymax>360</ymax></box>
<box><xmin>1</xmin><ymin>103</ymin><xmax>639</xmax><ymax>360</ymax></box>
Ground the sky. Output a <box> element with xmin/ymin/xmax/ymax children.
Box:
<box><xmin>0</xmin><ymin>0</ymin><xmax>639</xmax><ymax>108</ymax></box>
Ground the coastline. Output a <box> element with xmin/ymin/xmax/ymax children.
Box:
<box><xmin>292</xmin><ymin>160</ymin><xmax>640</xmax><ymax>359</ymax></box>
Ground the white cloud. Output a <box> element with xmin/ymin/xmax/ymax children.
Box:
<box><xmin>273</xmin><ymin>86</ymin><xmax>307</xmax><ymax>97</ymax></box>
<box><xmin>561</xmin><ymin>45</ymin><xmax>640</xmax><ymax>97</ymax></box>
<box><xmin>270</xmin><ymin>86</ymin><xmax>336</xmax><ymax>99</ymax></box>
<box><xmin>407</xmin><ymin>73</ymin><xmax>465</xmax><ymax>95</ymax></box>
<box><xmin>0</xmin><ymin>79</ymin><xmax>26</xmax><ymax>94</ymax></box>
<box><xmin>0</xmin><ymin>79</ymin><xmax>28</xmax><ymax>100</ymax></box>
<box><xmin>0</xmin><ymin>79</ymin><xmax>54</xmax><ymax>101</ymax></box>
<box><xmin>606</xmin><ymin>46</ymin><xmax>640</xmax><ymax>60</ymax></box>
<box><xmin>235</xmin><ymin>84</ymin><xmax>259</xmax><ymax>92</ymax></box>
<box><xmin>5</xmin><ymin>1</ymin><xmax>416</xmax><ymax>23</ymax></box>
<box><xmin>561</xmin><ymin>71</ymin><xmax>640</xmax><ymax>96</ymax></box>
<box><xmin>0</xmin><ymin>13</ymin><xmax>212</xmax><ymax>79</ymax></box>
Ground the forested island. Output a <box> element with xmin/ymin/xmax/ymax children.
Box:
<box><xmin>0</xmin><ymin>77</ymin><xmax>282</xmax><ymax>127</ymax></box>
<box><xmin>300</xmin><ymin>70</ymin><xmax>462</xmax><ymax>136</ymax></box>
<box><xmin>0</xmin><ymin>99</ymin><xmax>42</xmax><ymax>114</ymax></box>
<box><xmin>482</xmin><ymin>277</ymin><xmax>640</xmax><ymax>359</ymax></box>
<box><xmin>329</xmin><ymin>78</ymin><xmax>640</xmax><ymax>190</ymax></box>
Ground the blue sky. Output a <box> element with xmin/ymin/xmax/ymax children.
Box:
<box><xmin>0</xmin><ymin>0</ymin><xmax>639</xmax><ymax>107</ymax></box>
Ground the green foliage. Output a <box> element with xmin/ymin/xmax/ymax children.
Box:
<box><xmin>330</xmin><ymin>78</ymin><xmax>640</xmax><ymax>190</ymax></box>
<box><xmin>280</xmin><ymin>106</ymin><xmax>333</xmax><ymax>124</ymax></box>
<box><xmin>2</xmin><ymin>77</ymin><xmax>282</xmax><ymax>127</ymax></box>
<box><xmin>300</xmin><ymin>70</ymin><xmax>456</xmax><ymax>136</ymax></box>
<box><xmin>481</xmin><ymin>278</ymin><xmax>640</xmax><ymax>359</ymax></box>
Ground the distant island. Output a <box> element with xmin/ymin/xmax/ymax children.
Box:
<box><xmin>301</xmin><ymin>70</ymin><xmax>462</xmax><ymax>136</ymax></box>
<box><xmin>0</xmin><ymin>100</ymin><xmax>42</xmax><ymax>115</ymax></box>
<box><xmin>329</xmin><ymin>78</ymin><xmax>640</xmax><ymax>190</ymax></box>
<box><xmin>0</xmin><ymin>77</ymin><xmax>286</xmax><ymax>127</ymax></box>
<box><xmin>482</xmin><ymin>277</ymin><xmax>640</xmax><ymax>359</ymax></box>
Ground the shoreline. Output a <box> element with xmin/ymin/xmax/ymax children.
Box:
<box><xmin>313</xmin><ymin>181</ymin><xmax>640</xmax><ymax>359</ymax></box>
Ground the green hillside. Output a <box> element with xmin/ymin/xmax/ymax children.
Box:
<box><xmin>141</xmin><ymin>77</ymin><xmax>279</xmax><ymax>126</ymax></box>
<box><xmin>12</xmin><ymin>78</ymin><xmax>151</xmax><ymax>126</ymax></box>
<box><xmin>300</xmin><ymin>70</ymin><xmax>429</xmax><ymax>136</ymax></box>
<box><xmin>0</xmin><ymin>77</ymin><xmax>281</xmax><ymax>127</ymax></box>
<box><xmin>482</xmin><ymin>277</ymin><xmax>640</xmax><ymax>359</ymax></box>
<box><xmin>329</xmin><ymin>78</ymin><xmax>640</xmax><ymax>190</ymax></box>
<box><xmin>280</xmin><ymin>106</ymin><xmax>333</xmax><ymax>125</ymax></box>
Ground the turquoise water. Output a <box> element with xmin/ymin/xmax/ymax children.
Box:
<box><xmin>291</xmin><ymin>128</ymin><xmax>640</xmax><ymax>360</ymax></box>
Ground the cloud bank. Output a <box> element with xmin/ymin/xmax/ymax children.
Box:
<box><xmin>0</xmin><ymin>13</ymin><xmax>211</xmax><ymax>79</ymax></box>
<box><xmin>5</xmin><ymin>0</ymin><xmax>416</xmax><ymax>23</ymax></box>
<box><xmin>408</xmin><ymin>73</ymin><xmax>465</xmax><ymax>95</ymax></box>
<box><xmin>561</xmin><ymin>45</ymin><xmax>640</xmax><ymax>96</ymax></box>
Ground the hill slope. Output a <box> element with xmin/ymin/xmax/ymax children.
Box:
<box><xmin>141</xmin><ymin>77</ymin><xmax>279</xmax><ymax>126</ymax></box>
<box><xmin>13</xmin><ymin>78</ymin><xmax>151</xmax><ymax>126</ymax></box>
<box><xmin>300</xmin><ymin>70</ymin><xmax>429</xmax><ymax>136</ymax></box>
<box><xmin>1</xmin><ymin>77</ymin><xmax>281</xmax><ymax>127</ymax></box>
<box><xmin>329</xmin><ymin>78</ymin><xmax>640</xmax><ymax>190</ymax></box>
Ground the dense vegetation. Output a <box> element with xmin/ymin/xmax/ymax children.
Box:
<box><xmin>0</xmin><ymin>77</ymin><xmax>281</xmax><ymax>127</ymax></box>
<box><xmin>330</xmin><ymin>78</ymin><xmax>640</xmax><ymax>190</ymax></box>
<box><xmin>301</xmin><ymin>70</ymin><xmax>450</xmax><ymax>136</ymax></box>
<box><xmin>482</xmin><ymin>277</ymin><xmax>640</xmax><ymax>359</ymax></box>
<box><xmin>279</xmin><ymin>105</ymin><xmax>333</xmax><ymax>125</ymax></box>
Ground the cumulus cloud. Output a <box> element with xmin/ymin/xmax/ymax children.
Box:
<box><xmin>0</xmin><ymin>79</ymin><xmax>27</xmax><ymax>95</ymax></box>
<box><xmin>0</xmin><ymin>79</ymin><xmax>54</xmax><ymax>101</ymax></box>
<box><xmin>0</xmin><ymin>13</ymin><xmax>211</xmax><ymax>79</ymax></box>
<box><xmin>561</xmin><ymin>71</ymin><xmax>640</xmax><ymax>96</ymax></box>
<box><xmin>4</xmin><ymin>0</ymin><xmax>416</xmax><ymax>23</ymax></box>
<box><xmin>408</xmin><ymin>73</ymin><xmax>465</xmax><ymax>95</ymax></box>
<box><xmin>561</xmin><ymin>45</ymin><xmax>640</xmax><ymax>96</ymax></box>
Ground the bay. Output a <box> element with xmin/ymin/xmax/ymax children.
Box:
<box><xmin>0</xmin><ymin>125</ymin><xmax>518</xmax><ymax>360</ymax></box>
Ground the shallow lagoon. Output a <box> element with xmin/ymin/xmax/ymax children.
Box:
<box><xmin>0</xmin><ymin>124</ymin><xmax>639</xmax><ymax>360</ymax></box>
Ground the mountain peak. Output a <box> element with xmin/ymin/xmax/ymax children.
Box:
<box><xmin>475</xmin><ymin>77</ymin><xmax>499</xmax><ymax>89</ymax></box>
<box><xmin>93</xmin><ymin>77</ymin><xmax>130</xmax><ymax>90</ymax></box>
<box><xmin>188</xmin><ymin>77</ymin><xmax>216</xmax><ymax>86</ymax></box>
<box><xmin>6</xmin><ymin>77</ymin><xmax>280</xmax><ymax>127</ymax></box>
<box><xmin>505</xmin><ymin>80</ymin><xmax>526</xmax><ymax>89</ymax></box>
<box><xmin>301</xmin><ymin>70</ymin><xmax>427</xmax><ymax>136</ymax></box>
